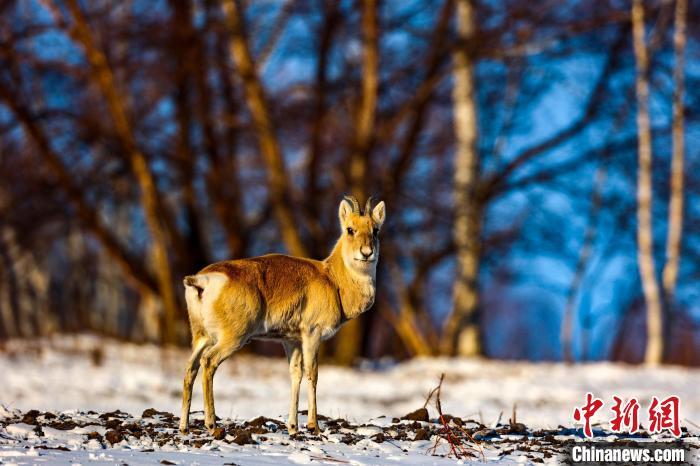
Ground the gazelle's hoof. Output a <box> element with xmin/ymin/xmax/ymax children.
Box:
<box><xmin>210</xmin><ymin>427</ymin><xmax>226</xmax><ymax>439</ymax></box>
<box><xmin>287</xmin><ymin>423</ymin><xmax>298</xmax><ymax>435</ymax></box>
<box><xmin>306</xmin><ymin>424</ymin><xmax>320</xmax><ymax>435</ymax></box>
<box><xmin>205</xmin><ymin>422</ymin><xmax>216</xmax><ymax>433</ymax></box>
<box><xmin>179</xmin><ymin>424</ymin><xmax>189</xmax><ymax>434</ymax></box>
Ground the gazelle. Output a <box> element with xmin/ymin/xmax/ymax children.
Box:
<box><xmin>179</xmin><ymin>196</ymin><xmax>385</xmax><ymax>435</ymax></box>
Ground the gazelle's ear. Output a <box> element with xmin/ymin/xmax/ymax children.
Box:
<box><xmin>371</xmin><ymin>201</ymin><xmax>386</xmax><ymax>229</ymax></box>
<box><xmin>339</xmin><ymin>198</ymin><xmax>352</xmax><ymax>225</ymax></box>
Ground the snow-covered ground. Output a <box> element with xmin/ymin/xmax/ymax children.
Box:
<box><xmin>0</xmin><ymin>336</ymin><xmax>698</xmax><ymax>465</ymax></box>
<box><xmin>2</xmin><ymin>336</ymin><xmax>699</xmax><ymax>428</ymax></box>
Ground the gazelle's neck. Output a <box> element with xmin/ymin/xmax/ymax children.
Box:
<box><xmin>325</xmin><ymin>240</ymin><xmax>376</xmax><ymax>320</ymax></box>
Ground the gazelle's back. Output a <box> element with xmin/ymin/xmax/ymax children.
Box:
<box><xmin>195</xmin><ymin>254</ymin><xmax>339</xmax><ymax>341</ymax></box>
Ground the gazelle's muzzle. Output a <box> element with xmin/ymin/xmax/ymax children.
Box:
<box><xmin>354</xmin><ymin>244</ymin><xmax>377</xmax><ymax>263</ymax></box>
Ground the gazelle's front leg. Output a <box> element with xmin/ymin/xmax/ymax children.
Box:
<box><xmin>283</xmin><ymin>341</ymin><xmax>303</xmax><ymax>434</ymax></box>
<box><xmin>301</xmin><ymin>331</ymin><xmax>321</xmax><ymax>434</ymax></box>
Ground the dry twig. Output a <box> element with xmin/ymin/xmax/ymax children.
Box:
<box><xmin>426</xmin><ymin>373</ymin><xmax>482</xmax><ymax>460</ymax></box>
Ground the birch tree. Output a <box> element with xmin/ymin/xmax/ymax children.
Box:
<box><xmin>662</xmin><ymin>0</ymin><xmax>687</xmax><ymax>306</ymax></box>
<box><xmin>444</xmin><ymin>0</ymin><xmax>481</xmax><ymax>356</ymax></box>
<box><xmin>631</xmin><ymin>0</ymin><xmax>663</xmax><ymax>365</ymax></box>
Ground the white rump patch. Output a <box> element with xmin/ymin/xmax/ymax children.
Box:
<box><xmin>197</xmin><ymin>272</ymin><xmax>229</xmax><ymax>336</ymax></box>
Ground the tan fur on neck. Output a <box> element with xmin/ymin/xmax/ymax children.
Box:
<box><xmin>326</xmin><ymin>239</ymin><xmax>376</xmax><ymax>321</ymax></box>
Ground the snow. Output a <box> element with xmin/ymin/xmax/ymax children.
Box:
<box><xmin>2</xmin><ymin>336</ymin><xmax>700</xmax><ymax>429</ymax></box>
<box><xmin>0</xmin><ymin>335</ymin><xmax>698</xmax><ymax>465</ymax></box>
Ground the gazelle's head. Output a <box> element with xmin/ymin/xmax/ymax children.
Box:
<box><xmin>338</xmin><ymin>195</ymin><xmax>386</xmax><ymax>275</ymax></box>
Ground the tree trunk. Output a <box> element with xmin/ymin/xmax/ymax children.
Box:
<box><xmin>0</xmin><ymin>231</ymin><xmax>20</xmax><ymax>338</ymax></box>
<box><xmin>349</xmin><ymin>0</ymin><xmax>379</xmax><ymax>198</ymax></box>
<box><xmin>0</xmin><ymin>276</ymin><xmax>14</xmax><ymax>339</ymax></box>
<box><xmin>306</xmin><ymin>2</ymin><xmax>340</xmax><ymax>249</ymax></box>
<box><xmin>662</xmin><ymin>0</ymin><xmax>686</xmax><ymax>305</ymax></box>
<box><xmin>62</xmin><ymin>0</ymin><xmax>180</xmax><ymax>344</ymax></box>
<box><xmin>200</xmin><ymin>3</ymin><xmax>247</xmax><ymax>259</ymax></box>
<box><xmin>386</xmin><ymin>258</ymin><xmax>433</xmax><ymax>356</ymax></box>
<box><xmin>334</xmin><ymin>0</ymin><xmax>380</xmax><ymax>366</ymax></box>
<box><xmin>209</xmin><ymin>16</ymin><xmax>249</xmax><ymax>259</ymax></box>
<box><xmin>224</xmin><ymin>0</ymin><xmax>308</xmax><ymax>258</ymax></box>
<box><xmin>631</xmin><ymin>0</ymin><xmax>663</xmax><ymax>365</ymax></box>
<box><xmin>561</xmin><ymin>167</ymin><xmax>605</xmax><ymax>362</ymax></box>
<box><xmin>443</xmin><ymin>0</ymin><xmax>481</xmax><ymax>357</ymax></box>
<box><xmin>139</xmin><ymin>285</ymin><xmax>163</xmax><ymax>343</ymax></box>
<box><xmin>1</xmin><ymin>227</ymin><xmax>48</xmax><ymax>337</ymax></box>
<box><xmin>169</xmin><ymin>0</ymin><xmax>209</xmax><ymax>271</ymax></box>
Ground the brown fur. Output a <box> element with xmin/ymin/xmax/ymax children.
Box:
<box><xmin>179</xmin><ymin>197</ymin><xmax>386</xmax><ymax>435</ymax></box>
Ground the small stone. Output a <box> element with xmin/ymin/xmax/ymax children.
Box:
<box><xmin>142</xmin><ymin>408</ymin><xmax>159</xmax><ymax>418</ymax></box>
<box><xmin>233</xmin><ymin>430</ymin><xmax>254</xmax><ymax>445</ymax></box>
<box><xmin>122</xmin><ymin>423</ymin><xmax>141</xmax><ymax>433</ymax></box>
<box><xmin>509</xmin><ymin>422</ymin><xmax>527</xmax><ymax>434</ymax></box>
<box><xmin>473</xmin><ymin>428</ymin><xmax>497</xmax><ymax>440</ymax></box>
<box><xmin>105</xmin><ymin>429</ymin><xmax>123</xmax><ymax>444</ymax></box>
<box><xmin>246</xmin><ymin>416</ymin><xmax>265</xmax><ymax>427</ymax></box>
<box><xmin>106</xmin><ymin>419</ymin><xmax>122</xmax><ymax>430</ymax></box>
<box><xmin>53</xmin><ymin>420</ymin><xmax>78</xmax><ymax>431</ymax></box>
<box><xmin>99</xmin><ymin>410</ymin><xmax>126</xmax><ymax>420</ymax></box>
<box><xmin>22</xmin><ymin>410</ymin><xmax>41</xmax><ymax>425</ymax></box>
<box><xmin>211</xmin><ymin>427</ymin><xmax>226</xmax><ymax>440</ymax></box>
<box><xmin>414</xmin><ymin>428</ymin><xmax>430</xmax><ymax>441</ymax></box>
<box><xmin>401</xmin><ymin>408</ymin><xmax>429</xmax><ymax>422</ymax></box>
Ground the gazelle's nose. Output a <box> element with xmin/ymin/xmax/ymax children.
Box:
<box><xmin>361</xmin><ymin>246</ymin><xmax>373</xmax><ymax>259</ymax></box>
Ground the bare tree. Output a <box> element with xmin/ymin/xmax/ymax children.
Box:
<box><xmin>335</xmin><ymin>0</ymin><xmax>380</xmax><ymax>365</ymax></box>
<box><xmin>561</xmin><ymin>167</ymin><xmax>606</xmax><ymax>362</ymax></box>
<box><xmin>37</xmin><ymin>0</ymin><xmax>183</xmax><ymax>344</ymax></box>
<box><xmin>349</xmin><ymin>0</ymin><xmax>379</xmax><ymax>199</ymax></box>
<box><xmin>443</xmin><ymin>0</ymin><xmax>481</xmax><ymax>356</ymax></box>
<box><xmin>223</xmin><ymin>0</ymin><xmax>308</xmax><ymax>258</ymax></box>
<box><xmin>662</xmin><ymin>0</ymin><xmax>687</xmax><ymax>305</ymax></box>
<box><xmin>631</xmin><ymin>0</ymin><xmax>663</xmax><ymax>365</ymax></box>
<box><xmin>1</xmin><ymin>0</ymin><xmax>693</xmax><ymax>363</ymax></box>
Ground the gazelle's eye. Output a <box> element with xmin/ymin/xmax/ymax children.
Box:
<box><xmin>346</xmin><ymin>227</ymin><xmax>355</xmax><ymax>236</ymax></box>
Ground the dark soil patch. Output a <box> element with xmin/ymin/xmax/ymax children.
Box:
<box><xmin>1</xmin><ymin>407</ymin><xmax>695</xmax><ymax>464</ymax></box>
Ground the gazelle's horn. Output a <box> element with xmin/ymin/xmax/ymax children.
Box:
<box><xmin>343</xmin><ymin>195</ymin><xmax>361</xmax><ymax>214</ymax></box>
<box><xmin>364</xmin><ymin>196</ymin><xmax>374</xmax><ymax>216</ymax></box>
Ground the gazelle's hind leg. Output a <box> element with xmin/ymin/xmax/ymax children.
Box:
<box><xmin>179</xmin><ymin>338</ymin><xmax>209</xmax><ymax>433</ymax></box>
<box><xmin>184</xmin><ymin>272</ymin><xmax>258</xmax><ymax>433</ymax></box>
<box><xmin>283</xmin><ymin>341</ymin><xmax>303</xmax><ymax>434</ymax></box>
<box><xmin>201</xmin><ymin>335</ymin><xmax>244</xmax><ymax>432</ymax></box>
